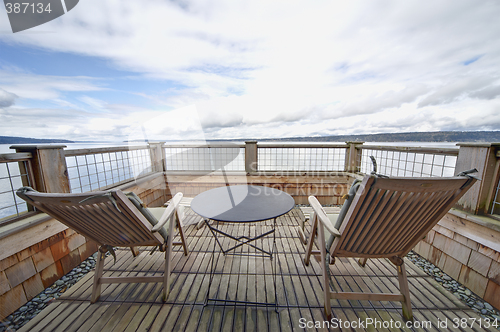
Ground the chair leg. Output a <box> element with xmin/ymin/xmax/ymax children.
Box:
<box><xmin>316</xmin><ymin>221</ymin><xmax>332</xmax><ymax>320</ymax></box>
<box><xmin>304</xmin><ymin>214</ymin><xmax>318</xmax><ymax>266</ymax></box>
<box><xmin>162</xmin><ymin>244</ymin><xmax>173</xmax><ymax>301</ymax></box>
<box><xmin>130</xmin><ymin>247</ymin><xmax>140</xmax><ymax>257</ymax></box>
<box><xmin>297</xmin><ymin>213</ymin><xmax>309</xmax><ymax>245</ymax></box>
<box><xmin>397</xmin><ymin>262</ymin><xmax>413</xmax><ymax>321</ymax></box>
<box><xmin>196</xmin><ymin>218</ymin><xmax>205</xmax><ymax>229</ymax></box>
<box><xmin>91</xmin><ymin>250</ymin><xmax>105</xmax><ymax>303</ymax></box>
<box><xmin>177</xmin><ymin>220</ymin><xmax>189</xmax><ymax>256</ymax></box>
<box><xmin>358</xmin><ymin>258</ymin><xmax>367</xmax><ymax>267</ymax></box>
<box><xmin>162</xmin><ymin>212</ymin><xmax>175</xmax><ymax>302</ymax></box>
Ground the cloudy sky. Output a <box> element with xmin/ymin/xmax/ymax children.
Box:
<box><xmin>1</xmin><ymin>0</ymin><xmax>500</xmax><ymax>142</ymax></box>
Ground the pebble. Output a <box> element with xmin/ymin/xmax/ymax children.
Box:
<box><xmin>407</xmin><ymin>251</ymin><xmax>500</xmax><ymax>329</ymax></box>
<box><xmin>13</xmin><ymin>316</ymin><xmax>24</xmax><ymax>324</ymax></box>
<box><xmin>0</xmin><ymin>252</ymin><xmax>99</xmax><ymax>331</ymax></box>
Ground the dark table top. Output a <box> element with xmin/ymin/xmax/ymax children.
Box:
<box><xmin>191</xmin><ymin>185</ymin><xmax>295</xmax><ymax>222</ymax></box>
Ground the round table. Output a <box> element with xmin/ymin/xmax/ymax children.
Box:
<box><xmin>191</xmin><ymin>185</ymin><xmax>295</xmax><ymax>309</ymax></box>
<box><xmin>191</xmin><ymin>185</ymin><xmax>295</xmax><ymax>222</ymax></box>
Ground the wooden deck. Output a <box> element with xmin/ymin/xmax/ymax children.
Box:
<box><xmin>18</xmin><ymin>208</ymin><xmax>494</xmax><ymax>332</ymax></box>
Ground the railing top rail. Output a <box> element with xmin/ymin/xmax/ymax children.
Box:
<box><xmin>163</xmin><ymin>142</ymin><xmax>246</xmax><ymax>148</ymax></box>
<box><xmin>357</xmin><ymin>144</ymin><xmax>459</xmax><ymax>156</ymax></box>
<box><xmin>257</xmin><ymin>142</ymin><xmax>349</xmax><ymax>148</ymax></box>
<box><xmin>64</xmin><ymin>145</ymin><xmax>149</xmax><ymax>157</ymax></box>
<box><xmin>0</xmin><ymin>152</ymin><xmax>33</xmax><ymax>162</ymax></box>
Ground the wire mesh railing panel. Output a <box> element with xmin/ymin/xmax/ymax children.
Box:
<box><xmin>164</xmin><ymin>146</ymin><xmax>245</xmax><ymax>171</ymax></box>
<box><xmin>359</xmin><ymin>147</ymin><xmax>458</xmax><ymax>177</ymax></box>
<box><xmin>66</xmin><ymin>148</ymin><xmax>152</xmax><ymax>193</ymax></box>
<box><xmin>258</xmin><ymin>146</ymin><xmax>346</xmax><ymax>171</ymax></box>
<box><xmin>0</xmin><ymin>160</ymin><xmax>33</xmax><ymax>223</ymax></box>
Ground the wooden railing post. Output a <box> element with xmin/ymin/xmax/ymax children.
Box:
<box><xmin>245</xmin><ymin>141</ymin><xmax>258</xmax><ymax>173</ymax></box>
<box><xmin>344</xmin><ymin>141</ymin><xmax>364</xmax><ymax>173</ymax></box>
<box><xmin>455</xmin><ymin>143</ymin><xmax>500</xmax><ymax>214</ymax></box>
<box><xmin>149</xmin><ymin>142</ymin><xmax>166</xmax><ymax>172</ymax></box>
<box><xmin>10</xmin><ymin>145</ymin><xmax>70</xmax><ymax>193</ymax></box>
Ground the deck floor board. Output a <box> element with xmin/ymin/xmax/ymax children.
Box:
<box><xmin>17</xmin><ymin>211</ymin><xmax>487</xmax><ymax>332</ymax></box>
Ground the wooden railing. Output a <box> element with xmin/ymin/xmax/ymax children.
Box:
<box><xmin>1</xmin><ymin>141</ymin><xmax>499</xmax><ymax>225</ymax></box>
<box><xmin>0</xmin><ymin>152</ymin><xmax>36</xmax><ymax>224</ymax></box>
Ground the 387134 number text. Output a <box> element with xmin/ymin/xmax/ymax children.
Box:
<box><xmin>5</xmin><ymin>2</ymin><xmax>52</xmax><ymax>14</ymax></box>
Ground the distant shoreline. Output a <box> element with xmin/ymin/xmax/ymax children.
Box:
<box><xmin>1</xmin><ymin>130</ymin><xmax>500</xmax><ymax>144</ymax></box>
<box><xmin>259</xmin><ymin>130</ymin><xmax>500</xmax><ymax>143</ymax></box>
<box><xmin>0</xmin><ymin>136</ymin><xmax>74</xmax><ymax>144</ymax></box>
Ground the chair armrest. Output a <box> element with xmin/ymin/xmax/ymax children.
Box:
<box><xmin>309</xmin><ymin>195</ymin><xmax>341</xmax><ymax>238</ymax></box>
<box><xmin>152</xmin><ymin>192</ymin><xmax>183</xmax><ymax>232</ymax></box>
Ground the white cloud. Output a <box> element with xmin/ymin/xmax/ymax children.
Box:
<box><xmin>0</xmin><ymin>0</ymin><xmax>499</xmax><ymax>140</ymax></box>
<box><xmin>0</xmin><ymin>68</ymin><xmax>105</xmax><ymax>101</ymax></box>
<box><xmin>78</xmin><ymin>96</ymin><xmax>108</xmax><ymax>112</ymax></box>
<box><xmin>0</xmin><ymin>88</ymin><xmax>17</xmax><ymax>108</ymax></box>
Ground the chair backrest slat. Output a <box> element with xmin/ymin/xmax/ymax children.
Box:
<box><xmin>50</xmin><ymin>204</ymin><xmax>116</xmax><ymax>245</ymax></box>
<box><xmin>102</xmin><ymin>201</ymin><xmax>149</xmax><ymax>243</ymax></box>
<box><xmin>76</xmin><ymin>203</ymin><xmax>127</xmax><ymax>242</ymax></box>
<box><xmin>332</xmin><ymin>175</ymin><xmax>476</xmax><ymax>258</ymax></box>
<box><xmin>338</xmin><ymin>176</ymin><xmax>376</xmax><ymax>252</ymax></box>
<box><xmin>380</xmin><ymin>191</ymin><xmax>430</xmax><ymax>252</ymax></box>
<box><xmin>397</xmin><ymin>187</ymin><xmax>465</xmax><ymax>254</ymax></box>
<box><xmin>353</xmin><ymin>188</ymin><xmax>399</xmax><ymax>253</ymax></box>
<box><xmin>391</xmin><ymin>191</ymin><xmax>447</xmax><ymax>252</ymax></box>
<box><xmin>359</xmin><ymin>190</ymin><xmax>406</xmax><ymax>253</ymax></box>
<box><xmin>90</xmin><ymin>202</ymin><xmax>146</xmax><ymax>244</ymax></box>
<box><xmin>18</xmin><ymin>190</ymin><xmax>164</xmax><ymax>247</ymax></box>
<box><xmin>347</xmin><ymin>187</ymin><xmax>388</xmax><ymax>251</ymax></box>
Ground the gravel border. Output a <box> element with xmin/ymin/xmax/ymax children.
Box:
<box><xmin>0</xmin><ymin>253</ymin><xmax>99</xmax><ymax>332</ymax></box>
<box><xmin>406</xmin><ymin>250</ymin><xmax>500</xmax><ymax>328</ymax></box>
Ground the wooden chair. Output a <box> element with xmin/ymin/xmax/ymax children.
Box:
<box><xmin>16</xmin><ymin>188</ymin><xmax>189</xmax><ymax>302</ymax></box>
<box><xmin>304</xmin><ymin>173</ymin><xmax>478</xmax><ymax>320</ymax></box>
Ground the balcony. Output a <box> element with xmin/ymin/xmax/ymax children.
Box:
<box><xmin>1</xmin><ymin>141</ymin><xmax>500</xmax><ymax>331</ymax></box>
